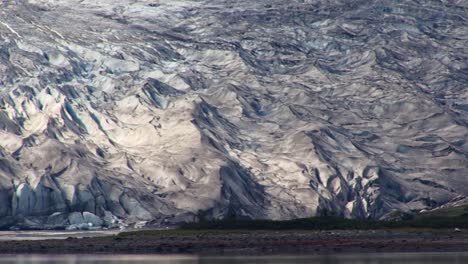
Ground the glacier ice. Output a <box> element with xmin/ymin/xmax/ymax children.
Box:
<box><xmin>0</xmin><ymin>0</ymin><xmax>466</xmax><ymax>229</ymax></box>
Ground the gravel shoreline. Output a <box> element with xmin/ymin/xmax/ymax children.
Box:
<box><xmin>0</xmin><ymin>230</ymin><xmax>467</xmax><ymax>255</ymax></box>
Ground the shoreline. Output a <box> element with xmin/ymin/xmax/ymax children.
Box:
<box><xmin>0</xmin><ymin>229</ymin><xmax>467</xmax><ymax>255</ymax></box>
<box><xmin>0</xmin><ymin>229</ymin><xmax>121</xmax><ymax>241</ymax></box>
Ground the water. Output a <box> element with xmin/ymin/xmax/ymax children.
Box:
<box><xmin>1</xmin><ymin>253</ymin><xmax>468</xmax><ymax>264</ymax></box>
<box><xmin>0</xmin><ymin>230</ymin><xmax>119</xmax><ymax>241</ymax></box>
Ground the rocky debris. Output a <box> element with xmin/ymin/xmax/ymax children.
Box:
<box><xmin>0</xmin><ymin>0</ymin><xmax>466</xmax><ymax>229</ymax></box>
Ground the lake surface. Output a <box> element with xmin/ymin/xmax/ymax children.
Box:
<box><xmin>1</xmin><ymin>253</ymin><xmax>468</xmax><ymax>264</ymax></box>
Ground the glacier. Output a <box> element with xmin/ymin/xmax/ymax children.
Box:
<box><xmin>0</xmin><ymin>0</ymin><xmax>466</xmax><ymax>229</ymax></box>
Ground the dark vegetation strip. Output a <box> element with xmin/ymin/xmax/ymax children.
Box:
<box><xmin>179</xmin><ymin>215</ymin><xmax>468</xmax><ymax>231</ymax></box>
